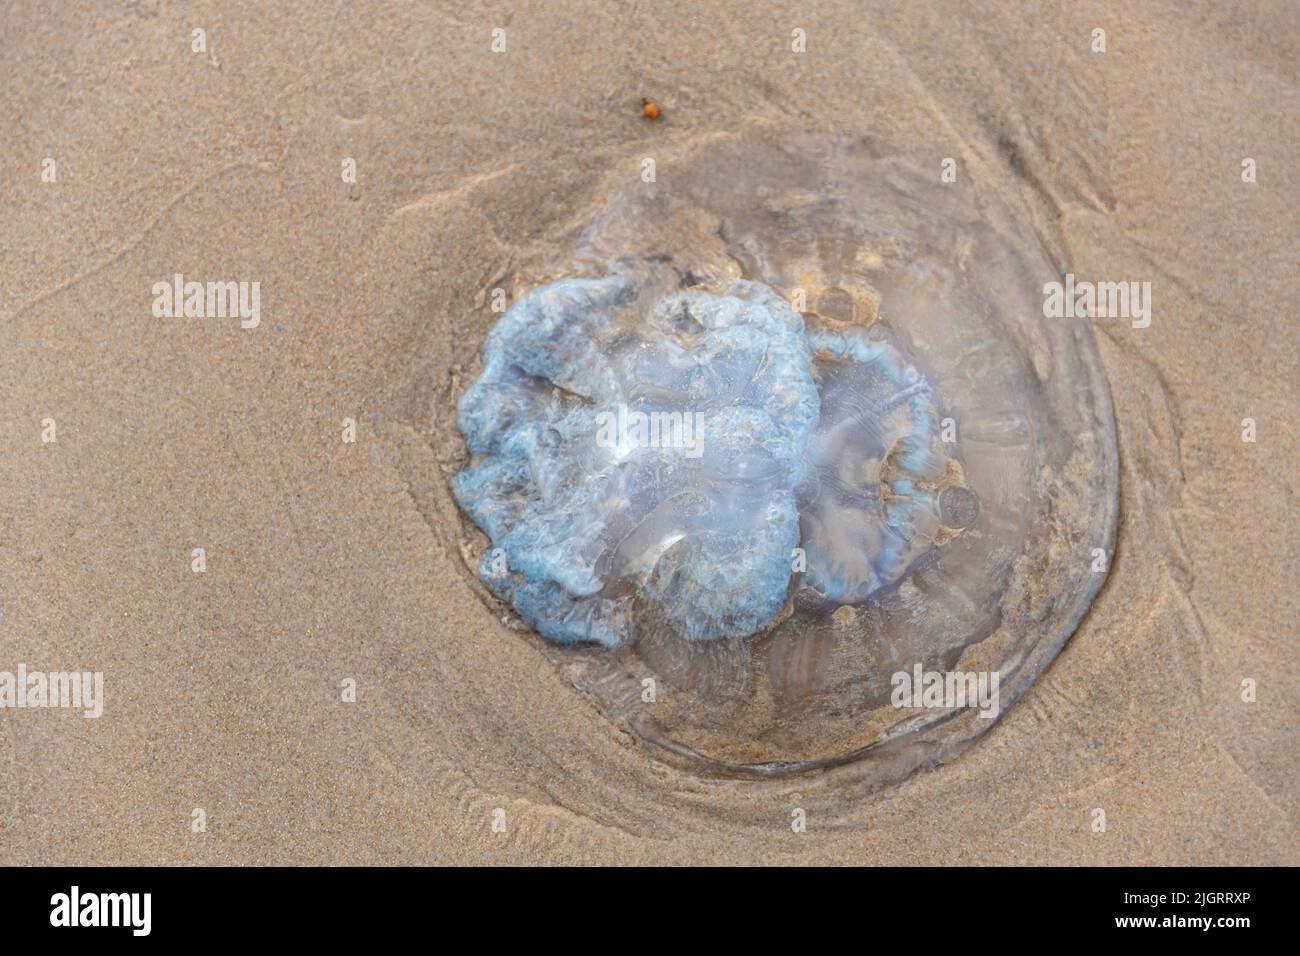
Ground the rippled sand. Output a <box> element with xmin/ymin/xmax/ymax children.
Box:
<box><xmin>1</xmin><ymin>1</ymin><xmax>1295</xmax><ymax>864</ymax></box>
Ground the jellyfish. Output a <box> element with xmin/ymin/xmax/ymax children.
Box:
<box><xmin>448</xmin><ymin>133</ymin><xmax>1118</xmax><ymax>781</ymax></box>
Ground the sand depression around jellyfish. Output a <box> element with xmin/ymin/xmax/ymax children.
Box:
<box><xmin>448</xmin><ymin>134</ymin><xmax>1118</xmax><ymax>782</ymax></box>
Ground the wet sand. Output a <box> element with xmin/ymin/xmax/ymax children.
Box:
<box><xmin>1</xmin><ymin>0</ymin><xmax>1295</xmax><ymax>864</ymax></box>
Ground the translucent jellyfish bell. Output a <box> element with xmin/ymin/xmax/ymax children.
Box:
<box><xmin>450</xmin><ymin>133</ymin><xmax>1118</xmax><ymax>783</ymax></box>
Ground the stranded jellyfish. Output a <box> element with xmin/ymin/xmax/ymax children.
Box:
<box><xmin>450</xmin><ymin>134</ymin><xmax>1117</xmax><ymax>781</ymax></box>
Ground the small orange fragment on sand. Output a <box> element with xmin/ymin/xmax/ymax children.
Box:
<box><xmin>642</xmin><ymin>99</ymin><xmax>661</xmax><ymax>120</ymax></box>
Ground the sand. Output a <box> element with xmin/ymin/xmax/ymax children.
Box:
<box><xmin>1</xmin><ymin>0</ymin><xmax>1295</xmax><ymax>865</ymax></box>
